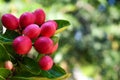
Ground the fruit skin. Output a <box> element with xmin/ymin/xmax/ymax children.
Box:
<box><xmin>49</xmin><ymin>43</ymin><xmax>58</xmax><ymax>54</ymax></box>
<box><xmin>34</xmin><ymin>37</ymin><xmax>53</xmax><ymax>54</ymax></box>
<box><xmin>39</xmin><ymin>56</ymin><xmax>53</xmax><ymax>71</ymax></box>
<box><xmin>4</xmin><ymin>61</ymin><xmax>13</xmax><ymax>70</ymax></box>
<box><xmin>33</xmin><ymin>9</ymin><xmax>45</xmax><ymax>25</ymax></box>
<box><xmin>23</xmin><ymin>24</ymin><xmax>41</xmax><ymax>39</ymax></box>
<box><xmin>19</xmin><ymin>12</ymin><xmax>35</xmax><ymax>29</ymax></box>
<box><xmin>13</xmin><ymin>36</ymin><xmax>32</xmax><ymax>55</ymax></box>
<box><xmin>1</xmin><ymin>14</ymin><xmax>19</xmax><ymax>30</ymax></box>
<box><xmin>47</xmin><ymin>20</ymin><xmax>58</xmax><ymax>29</ymax></box>
<box><xmin>40</xmin><ymin>21</ymin><xmax>57</xmax><ymax>37</ymax></box>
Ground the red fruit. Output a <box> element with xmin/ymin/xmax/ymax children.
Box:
<box><xmin>34</xmin><ymin>37</ymin><xmax>53</xmax><ymax>54</ymax></box>
<box><xmin>13</xmin><ymin>36</ymin><xmax>32</xmax><ymax>55</ymax></box>
<box><xmin>19</xmin><ymin>12</ymin><xmax>35</xmax><ymax>29</ymax></box>
<box><xmin>23</xmin><ymin>24</ymin><xmax>41</xmax><ymax>39</ymax></box>
<box><xmin>1</xmin><ymin>14</ymin><xmax>19</xmax><ymax>30</ymax></box>
<box><xmin>4</xmin><ymin>61</ymin><xmax>13</xmax><ymax>70</ymax></box>
<box><xmin>49</xmin><ymin>43</ymin><xmax>58</xmax><ymax>54</ymax></box>
<box><xmin>33</xmin><ymin>9</ymin><xmax>45</xmax><ymax>25</ymax></box>
<box><xmin>40</xmin><ymin>21</ymin><xmax>57</xmax><ymax>37</ymax></box>
<box><xmin>47</xmin><ymin>20</ymin><xmax>58</xmax><ymax>29</ymax></box>
<box><xmin>39</xmin><ymin>56</ymin><xmax>53</xmax><ymax>71</ymax></box>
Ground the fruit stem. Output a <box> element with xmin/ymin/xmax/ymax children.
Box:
<box><xmin>36</xmin><ymin>54</ymin><xmax>42</xmax><ymax>62</ymax></box>
<box><xmin>0</xmin><ymin>41</ymin><xmax>12</xmax><ymax>45</ymax></box>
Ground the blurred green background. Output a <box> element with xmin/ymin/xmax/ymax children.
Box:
<box><xmin>0</xmin><ymin>0</ymin><xmax>120</xmax><ymax>80</ymax></box>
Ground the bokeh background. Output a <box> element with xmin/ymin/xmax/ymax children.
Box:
<box><xmin>0</xmin><ymin>0</ymin><xmax>120</xmax><ymax>80</ymax></box>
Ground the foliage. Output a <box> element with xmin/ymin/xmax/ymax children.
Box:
<box><xmin>0</xmin><ymin>0</ymin><xmax>120</xmax><ymax>80</ymax></box>
<box><xmin>0</xmin><ymin>18</ymin><xmax>70</xmax><ymax>80</ymax></box>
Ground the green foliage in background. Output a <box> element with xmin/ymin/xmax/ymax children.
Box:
<box><xmin>0</xmin><ymin>0</ymin><xmax>120</xmax><ymax>80</ymax></box>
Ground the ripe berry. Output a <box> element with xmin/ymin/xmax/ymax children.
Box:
<box><xmin>34</xmin><ymin>37</ymin><xmax>53</xmax><ymax>54</ymax></box>
<box><xmin>13</xmin><ymin>36</ymin><xmax>32</xmax><ymax>55</ymax></box>
<box><xmin>1</xmin><ymin>14</ymin><xmax>19</xmax><ymax>30</ymax></box>
<box><xmin>40</xmin><ymin>21</ymin><xmax>57</xmax><ymax>37</ymax></box>
<box><xmin>47</xmin><ymin>20</ymin><xmax>58</xmax><ymax>29</ymax></box>
<box><xmin>49</xmin><ymin>43</ymin><xmax>58</xmax><ymax>54</ymax></box>
<box><xmin>33</xmin><ymin>9</ymin><xmax>45</xmax><ymax>25</ymax></box>
<box><xmin>39</xmin><ymin>56</ymin><xmax>53</xmax><ymax>71</ymax></box>
<box><xmin>4</xmin><ymin>61</ymin><xmax>13</xmax><ymax>70</ymax></box>
<box><xmin>19</xmin><ymin>12</ymin><xmax>35</xmax><ymax>29</ymax></box>
<box><xmin>23</xmin><ymin>24</ymin><xmax>41</xmax><ymax>39</ymax></box>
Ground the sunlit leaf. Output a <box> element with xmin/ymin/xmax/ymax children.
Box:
<box><xmin>55</xmin><ymin>27</ymin><xmax>68</xmax><ymax>34</ymax></box>
<box><xmin>0</xmin><ymin>68</ymin><xmax>11</xmax><ymax>79</ymax></box>
<box><xmin>10</xmin><ymin>73</ymin><xmax>71</xmax><ymax>80</ymax></box>
<box><xmin>55</xmin><ymin>20</ymin><xmax>70</xmax><ymax>29</ymax></box>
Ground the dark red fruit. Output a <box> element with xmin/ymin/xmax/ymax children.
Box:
<box><xmin>1</xmin><ymin>14</ymin><xmax>19</xmax><ymax>30</ymax></box>
<box><xmin>23</xmin><ymin>24</ymin><xmax>41</xmax><ymax>39</ymax></box>
<box><xmin>40</xmin><ymin>21</ymin><xmax>57</xmax><ymax>37</ymax></box>
<box><xmin>13</xmin><ymin>36</ymin><xmax>32</xmax><ymax>55</ymax></box>
<box><xmin>33</xmin><ymin>9</ymin><xmax>45</xmax><ymax>25</ymax></box>
<box><xmin>49</xmin><ymin>43</ymin><xmax>58</xmax><ymax>54</ymax></box>
<box><xmin>4</xmin><ymin>61</ymin><xmax>13</xmax><ymax>70</ymax></box>
<box><xmin>34</xmin><ymin>37</ymin><xmax>53</xmax><ymax>54</ymax></box>
<box><xmin>19</xmin><ymin>12</ymin><xmax>35</xmax><ymax>29</ymax></box>
<box><xmin>39</xmin><ymin>56</ymin><xmax>53</xmax><ymax>71</ymax></box>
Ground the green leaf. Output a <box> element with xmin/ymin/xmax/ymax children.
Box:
<box><xmin>10</xmin><ymin>74</ymin><xmax>71</xmax><ymax>80</ymax></box>
<box><xmin>0</xmin><ymin>43</ymin><xmax>10</xmax><ymax>62</ymax></box>
<box><xmin>3</xmin><ymin>43</ymin><xmax>18</xmax><ymax>61</ymax></box>
<box><xmin>40</xmin><ymin>64</ymin><xmax>66</xmax><ymax>78</ymax></box>
<box><xmin>15</xmin><ymin>57</ymin><xmax>41</xmax><ymax>76</ymax></box>
<box><xmin>0</xmin><ymin>25</ymin><xmax>3</xmax><ymax>34</ymax></box>
<box><xmin>0</xmin><ymin>68</ymin><xmax>11</xmax><ymax>79</ymax></box>
<box><xmin>55</xmin><ymin>20</ymin><xmax>70</xmax><ymax>29</ymax></box>
<box><xmin>0</xmin><ymin>29</ymin><xmax>20</xmax><ymax>42</ymax></box>
<box><xmin>55</xmin><ymin>27</ymin><xmax>68</xmax><ymax>34</ymax></box>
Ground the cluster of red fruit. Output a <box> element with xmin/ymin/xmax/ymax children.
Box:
<box><xmin>1</xmin><ymin>9</ymin><xmax>58</xmax><ymax>71</ymax></box>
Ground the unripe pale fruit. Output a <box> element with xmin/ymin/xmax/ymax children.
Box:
<box><xmin>1</xmin><ymin>14</ymin><xmax>19</xmax><ymax>30</ymax></box>
<box><xmin>4</xmin><ymin>61</ymin><xmax>13</xmax><ymax>70</ymax></box>
<box><xmin>19</xmin><ymin>12</ymin><xmax>35</xmax><ymax>29</ymax></box>
<box><xmin>34</xmin><ymin>37</ymin><xmax>53</xmax><ymax>54</ymax></box>
<box><xmin>40</xmin><ymin>21</ymin><xmax>57</xmax><ymax>37</ymax></box>
<box><xmin>33</xmin><ymin>9</ymin><xmax>45</xmax><ymax>25</ymax></box>
<box><xmin>49</xmin><ymin>43</ymin><xmax>58</xmax><ymax>54</ymax></box>
<box><xmin>23</xmin><ymin>24</ymin><xmax>41</xmax><ymax>39</ymax></box>
<box><xmin>13</xmin><ymin>36</ymin><xmax>32</xmax><ymax>55</ymax></box>
<box><xmin>39</xmin><ymin>56</ymin><xmax>53</xmax><ymax>71</ymax></box>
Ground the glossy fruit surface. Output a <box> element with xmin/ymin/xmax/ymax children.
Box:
<box><xmin>49</xmin><ymin>43</ymin><xmax>58</xmax><ymax>54</ymax></box>
<box><xmin>33</xmin><ymin>9</ymin><xmax>45</xmax><ymax>25</ymax></box>
<box><xmin>23</xmin><ymin>24</ymin><xmax>41</xmax><ymax>39</ymax></box>
<box><xmin>40</xmin><ymin>21</ymin><xmax>56</xmax><ymax>37</ymax></box>
<box><xmin>1</xmin><ymin>14</ymin><xmax>19</xmax><ymax>30</ymax></box>
<box><xmin>47</xmin><ymin>20</ymin><xmax>58</xmax><ymax>29</ymax></box>
<box><xmin>19</xmin><ymin>12</ymin><xmax>35</xmax><ymax>28</ymax></box>
<box><xmin>39</xmin><ymin>56</ymin><xmax>53</xmax><ymax>71</ymax></box>
<box><xmin>34</xmin><ymin>37</ymin><xmax>53</xmax><ymax>54</ymax></box>
<box><xmin>13</xmin><ymin>36</ymin><xmax>32</xmax><ymax>55</ymax></box>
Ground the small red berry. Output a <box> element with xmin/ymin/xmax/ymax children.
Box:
<box><xmin>19</xmin><ymin>12</ymin><xmax>35</xmax><ymax>29</ymax></box>
<box><xmin>34</xmin><ymin>37</ymin><xmax>53</xmax><ymax>54</ymax></box>
<box><xmin>40</xmin><ymin>21</ymin><xmax>57</xmax><ymax>37</ymax></box>
<box><xmin>33</xmin><ymin>9</ymin><xmax>45</xmax><ymax>25</ymax></box>
<box><xmin>4</xmin><ymin>61</ymin><xmax>13</xmax><ymax>70</ymax></box>
<box><xmin>47</xmin><ymin>20</ymin><xmax>58</xmax><ymax>29</ymax></box>
<box><xmin>13</xmin><ymin>36</ymin><xmax>32</xmax><ymax>55</ymax></box>
<box><xmin>39</xmin><ymin>56</ymin><xmax>53</xmax><ymax>71</ymax></box>
<box><xmin>23</xmin><ymin>24</ymin><xmax>41</xmax><ymax>39</ymax></box>
<box><xmin>1</xmin><ymin>14</ymin><xmax>19</xmax><ymax>30</ymax></box>
<box><xmin>49</xmin><ymin>43</ymin><xmax>58</xmax><ymax>54</ymax></box>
